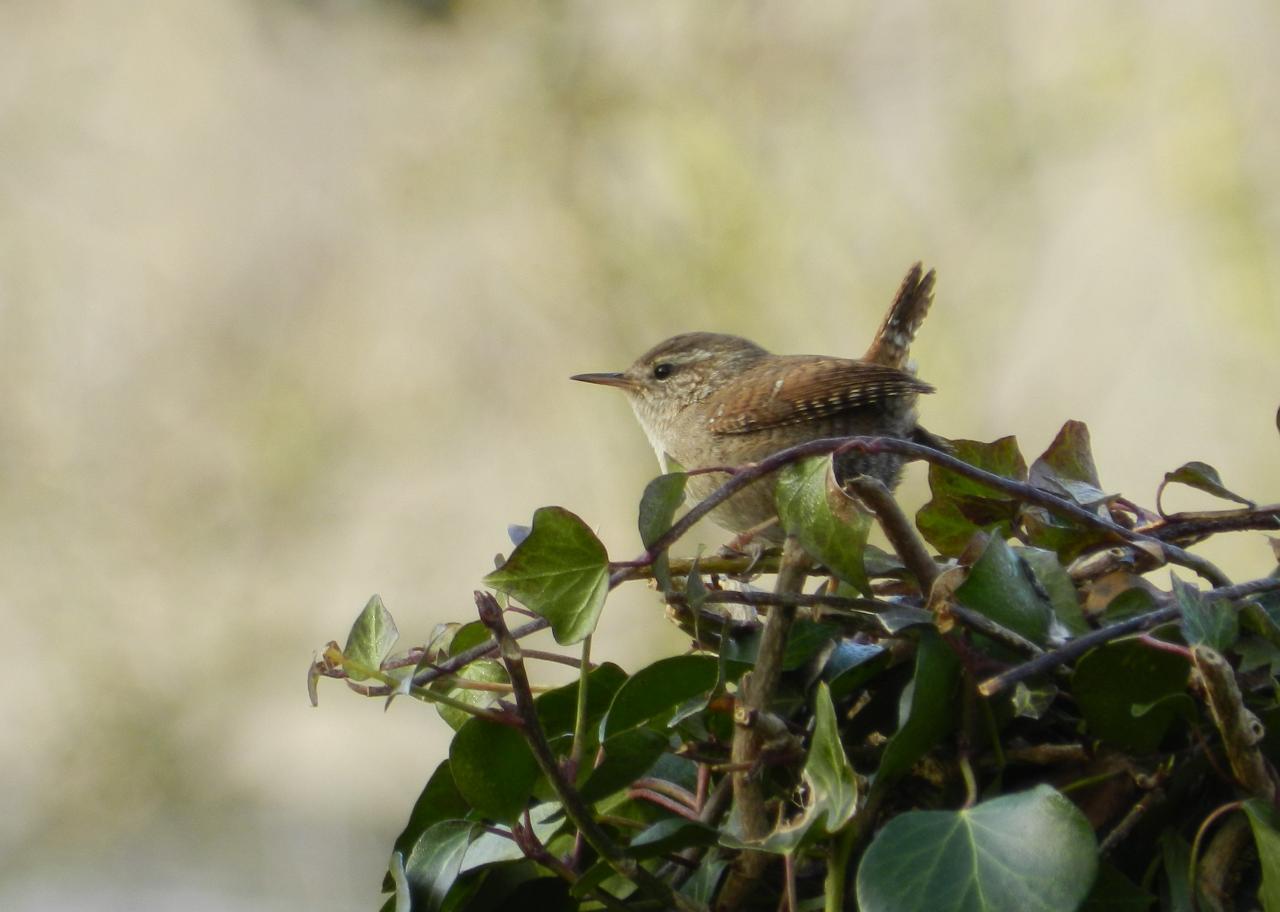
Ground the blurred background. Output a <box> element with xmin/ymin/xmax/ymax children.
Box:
<box><xmin>2</xmin><ymin>1</ymin><xmax>1278</xmax><ymax>908</ymax></box>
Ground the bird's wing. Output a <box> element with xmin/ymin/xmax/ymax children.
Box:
<box><xmin>705</xmin><ymin>357</ymin><xmax>933</xmax><ymax>436</ymax></box>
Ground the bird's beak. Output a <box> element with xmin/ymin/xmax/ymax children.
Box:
<box><xmin>571</xmin><ymin>372</ymin><xmax>635</xmax><ymax>390</ymax></box>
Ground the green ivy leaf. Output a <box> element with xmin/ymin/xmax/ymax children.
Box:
<box><xmin>484</xmin><ymin>506</ymin><xmax>609</xmax><ymax>645</ymax></box>
<box><xmin>535</xmin><ymin>662</ymin><xmax>628</xmax><ymax>741</ymax></box>
<box><xmin>1173</xmin><ymin>574</ymin><xmax>1238</xmax><ymax>653</ymax></box>
<box><xmin>720</xmin><ymin>619</ymin><xmax>843</xmax><ymax>672</ymax></box>
<box><xmin>856</xmin><ymin>785</ymin><xmax>1098</xmax><ymax>912</ymax></box>
<box><xmin>776</xmin><ymin>455</ymin><xmax>872</xmax><ymax>594</ymax></box>
<box><xmin>629</xmin><ymin>818</ymin><xmax>718</xmax><ymax>859</ymax></box>
<box><xmin>638</xmin><ymin>473</ymin><xmax>687</xmax><ymax>592</ymax></box>
<box><xmin>916</xmin><ymin>437</ymin><xmax>1028</xmax><ymax>557</ymax></box>
<box><xmin>822</xmin><ymin>640</ymin><xmax>890</xmax><ymax>700</ymax></box>
<box><xmin>1243</xmin><ymin>798</ymin><xmax>1280</xmax><ymax>912</ymax></box>
<box><xmin>344</xmin><ymin>594</ymin><xmax>400</xmax><ymax>681</ymax></box>
<box><xmin>1159</xmin><ymin>829</ymin><xmax>1193</xmax><ymax>912</ymax></box>
<box><xmin>402</xmin><ymin>820</ymin><xmax>477</xmax><ymax>912</ymax></box>
<box><xmin>1079</xmin><ymin>862</ymin><xmax>1156</xmax><ymax>911</ymax></box>
<box><xmin>1073</xmin><ymin>640</ymin><xmax>1190</xmax><ymax>753</ymax></box>
<box><xmin>876</xmin><ymin>630</ymin><xmax>961</xmax><ymax>784</ymax></box>
<box><xmin>731</xmin><ymin>683</ymin><xmax>859</xmax><ymax>855</ymax></box>
<box><xmin>432</xmin><ymin>660</ymin><xmax>509</xmax><ymax>731</ymax></box>
<box><xmin>1020</xmin><ymin>547</ymin><xmax>1089</xmax><ymax>636</ymax></box>
<box><xmin>802</xmin><ymin>681</ymin><xmax>858</xmax><ymax>833</ymax></box>
<box><xmin>1029</xmin><ymin>420</ymin><xmax>1111</xmax><ymax>507</ymax></box>
<box><xmin>601</xmin><ymin>655</ymin><xmax>719</xmax><ymax>740</ymax></box>
<box><xmin>1159</xmin><ymin>461</ymin><xmax>1254</xmax><ymax>515</ymax></box>
<box><xmin>448</xmin><ymin>718</ymin><xmax>540</xmax><ymax>823</ymax></box>
<box><xmin>955</xmin><ymin>537</ymin><xmax>1053</xmax><ymax>648</ymax></box>
<box><xmin>578</xmin><ymin>727</ymin><xmax>670</xmax><ymax>803</ymax></box>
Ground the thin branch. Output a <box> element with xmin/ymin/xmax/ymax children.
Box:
<box><xmin>628</xmin><ymin>787</ymin><xmax>702</xmax><ymax>821</ymax></box>
<box><xmin>718</xmin><ymin>536</ymin><xmax>809</xmax><ymax>911</ymax></box>
<box><xmin>1138</xmin><ymin>504</ymin><xmax>1280</xmax><ymax>543</ymax></box>
<box><xmin>845</xmin><ymin>475</ymin><xmax>940</xmax><ymax>593</ymax></box>
<box><xmin>409</xmin><ymin>617</ymin><xmax>549</xmax><ymax>689</ymax></box>
<box><xmin>977</xmin><ymin>577</ymin><xmax>1280</xmax><ymax>696</ymax></box>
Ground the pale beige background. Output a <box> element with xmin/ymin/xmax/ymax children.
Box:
<box><xmin>2</xmin><ymin>1</ymin><xmax>1278</xmax><ymax>909</ymax></box>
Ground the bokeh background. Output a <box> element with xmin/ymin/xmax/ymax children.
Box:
<box><xmin>3</xmin><ymin>1</ymin><xmax>1278</xmax><ymax>909</ymax></box>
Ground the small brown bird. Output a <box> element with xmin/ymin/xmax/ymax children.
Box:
<box><xmin>573</xmin><ymin>264</ymin><xmax>937</xmax><ymax>538</ymax></box>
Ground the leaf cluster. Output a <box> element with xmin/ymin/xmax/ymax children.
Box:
<box><xmin>312</xmin><ymin>420</ymin><xmax>1280</xmax><ymax>912</ymax></box>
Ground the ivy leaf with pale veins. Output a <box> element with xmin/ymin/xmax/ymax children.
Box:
<box><xmin>344</xmin><ymin>594</ymin><xmax>400</xmax><ymax>682</ymax></box>
<box><xmin>484</xmin><ymin>506</ymin><xmax>610</xmax><ymax>645</ymax></box>
<box><xmin>1173</xmin><ymin>573</ymin><xmax>1238</xmax><ymax>653</ymax></box>
<box><xmin>776</xmin><ymin>455</ymin><xmax>872</xmax><ymax>593</ymax></box>
<box><xmin>857</xmin><ymin>785</ymin><xmax>1097</xmax><ymax>912</ymax></box>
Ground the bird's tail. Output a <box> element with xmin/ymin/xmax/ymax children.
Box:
<box><xmin>862</xmin><ymin>262</ymin><xmax>936</xmax><ymax>369</ymax></box>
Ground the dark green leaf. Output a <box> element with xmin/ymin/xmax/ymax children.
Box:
<box><xmin>1073</xmin><ymin>640</ymin><xmax>1189</xmax><ymax>753</ymax></box>
<box><xmin>1173</xmin><ymin>574</ymin><xmax>1238</xmax><ymax>653</ymax></box>
<box><xmin>638</xmin><ymin>473</ymin><xmax>687</xmax><ymax>591</ymax></box>
<box><xmin>721</xmin><ymin>619</ymin><xmax>842</xmax><ymax>673</ymax></box>
<box><xmin>536</xmin><ymin>662</ymin><xmax>628</xmax><ymax>740</ymax></box>
<box><xmin>1079</xmin><ymin>861</ymin><xmax>1155</xmax><ymax>910</ymax></box>
<box><xmin>432</xmin><ymin>660</ymin><xmax>509</xmax><ymax>731</ymax></box>
<box><xmin>344</xmin><ymin>594</ymin><xmax>399</xmax><ymax>681</ymax></box>
<box><xmin>1237</xmin><ymin>637</ymin><xmax>1280</xmax><ymax>676</ymax></box>
<box><xmin>1244</xmin><ymin>798</ymin><xmax>1280</xmax><ymax>912</ymax></box>
<box><xmin>822</xmin><ymin>640</ymin><xmax>889</xmax><ymax>700</ymax></box>
<box><xmin>876</xmin><ymin>630</ymin><xmax>961</xmax><ymax>783</ymax></box>
<box><xmin>856</xmin><ymin>785</ymin><xmax>1097</xmax><ymax>912</ymax></box>
<box><xmin>449</xmin><ymin>718</ymin><xmax>540</xmax><ymax>823</ymax></box>
<box><xmin>629</xmin><ymin>818</ymin><xmax>717</xmax><ymax>859</ymax></box>
<box><xmin>916</xmin><ymin>437</ymin><xmax>1028</xmax><ymax>556</ymax></box>
<box><xmin>680</xmin><ymin>854</ymin><xmax>729</xmax><ymax>904</ymax></box>
<box><xmin>601</xmin><ymin>655</ymin><xmax>719</xmax><ymax>740</ymax></box>
<box><xmin>1100</xmin><ymin>585</ymin><xmax>1160</xmax><ymax>623</ymax></box>
<box><xmin>578</xmin><ymin>727</ymin><xmax>670</xmax><ymax>803</ymax></box>
<box><xmin>1020</xmin><ymin>547</ymin><xmax>1089</xmax><ymax>636</ymax></box>
<box><xmin>1030</xmin><ymin>420</ymin><xmax>1110</xmax><ymax>507</ymax></box>
<box><xmin>447</xmin><ymin>621</ymin><xmax>492</xmax><ymax>657</ymax></box>
<box><xmin>955</xmin><ymin>537</ymin><xmax>1053</xmax><ymax>647</ymax></box>
<box><xmin>484</xmin><ymin>506</ymin><xmax>610</xmax><ymax>645</ymax></box>
<box><xmin>1159</xmin><ymin>829</ymin><xmax>1193</xmax><ymax>912</ymax></box>
<box><xmin>776</xmin><ymin>455</ymin><xmax>872</xmax><ymax>593</ymax></box>
<box><xmin>403</xmin><ymin>820</ymin><xmax>477</xmax><ymax>912</ymax></box>
<box><xmin>1160</xmin><ymin>461</ymin><xmax>1254</xmax><ymax>513</ymax></box>
<box><xmin>802</xmin><ymin>682</ymin><xmax>858</xmax><ymax>833</ymax></box>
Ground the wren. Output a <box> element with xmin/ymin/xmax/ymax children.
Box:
<box><xmin>573</xmin><ymin>263</ymin><xmax>937</xmax><ymax>538</ymax></box>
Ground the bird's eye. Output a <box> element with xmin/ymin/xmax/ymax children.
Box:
<box><xmin>652</xmin><ymin>363</ymin><xmax>674</xmax><ymax>380</ymax></box>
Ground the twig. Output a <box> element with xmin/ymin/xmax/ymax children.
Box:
<box><xmin>845</xmin><ymin>475</ymin><xmax>940</xmax><ymax>593</ymax></box>
<box><xmin>1139</xmin><ymin>504</ymin><xmax>1280</xmax><ymax>543</ymax></box>
<box><xmin>409</xmin><ymin>617</ymin><xmax>549</xmax><ymax>689</ymax></box>
<box><xmin>835</xmin><ymin>437</ymin><xmax>1232</xmax><ymax>586</ymax></box>
<box><xmin>628</xmin><ymin>787</ymin><xmax>702</xmax><ymax>821</ymax></box>
<box><xmin>977</xmin><ymin>577</ymin><xmax>1280</xmax><ymax>696</ymax></box>
<box><xmin>718</xmin><ymin>536</ymin><xmax>809</xmax><ymax>910</ymax></box>
<box><xmin>474</xmin><ymin>592</ymin><xmax>706</xmax><ymax>912</ymax></box>
<box><xmin>949</xmin><ymin>603</ymin><xmax>1045</xmax><ymax>658</ymax></box>
<box><xmin>1193</xmin><ymin>645</ymin><xmax>1276</xmax><ymax>801</ymax></box>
